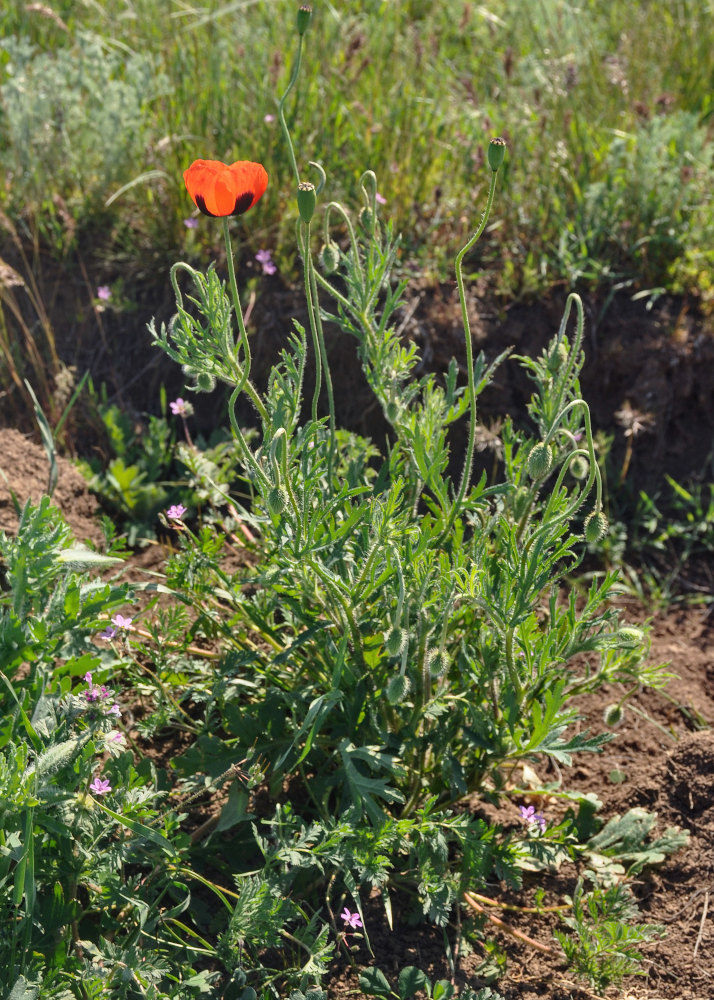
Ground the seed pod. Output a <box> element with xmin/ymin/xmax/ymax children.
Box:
<box><xmin>487</xmin><ymin>136</ymin><xmax>507</xmax><ymax>172</ymax></box>
<box><xmin>297</xmin><ymin>181</ymin><xmax>316</xmax><ymax>224</ymax></box>
<box><xmin>195</xmin><ymin>372</ymin><xmax>216</xmax><ymax>392</ymax></box>
<box><xmin>528</xmin><ymin>442</ymin><xmax>553</xmax><ymax>480</ymax></box>
<box><xmin>584</xmin><ymin>509</ymin><xmax>609</xmax><ymax>543</ymax></box>
<box><xmin>296</xmin><ymin>5</ymin><xmax>312</xmax><ymax>35</ymax></box>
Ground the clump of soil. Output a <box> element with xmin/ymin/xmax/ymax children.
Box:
<box><xmin>0</xmin><ymin>427</ymin><xmax>103</xmax><ymax>545</ymax></box>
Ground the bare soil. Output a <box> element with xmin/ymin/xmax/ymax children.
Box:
<box><xmin>1</xmin><ymin>284</ymin><xmax>713</xmax><ymax>999</ymax></box>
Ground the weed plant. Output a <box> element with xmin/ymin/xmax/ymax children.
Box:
<box><xmin>0</xmin><ymin>5</ymin><xmax>693</xmax><ymax>1000</ymax></box>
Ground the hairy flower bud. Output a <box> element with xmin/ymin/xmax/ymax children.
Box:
<box><xmin>386</xmin><ymin>674</ymin><xmax>411</xmax><ymax>705</ymax></box>
<box><xmin>195</xmin><ymin>372</ymin><xmax>216</xmax><ymax>393</ymax></box>
<box><xmin>297</xmin><ymin>181</ymin><xmax>316</xmax><ymax>224</ymax></box>
<box><xmin>358</xmin><ymin>205</ymin><xmax>374</xmax><ymax>234</ymax></box>
<box><xmin>603</xmin><ymin>703</ymin><xmax>624</xmax><ymax>728</ymax></box>
<box><xmin>616</xmin><ymin>626</ymin><xmax>644</xmax><ymax>648</ymax></box>
<box><xmin>319</xmin><ymin>240</ymin><xmax>341</xmax><ymax>275</ymax></box>
<box><xmin>487</xmin><ymin>136</ymin><xmax>507</xmax><ymax>172</ymax></box>
<box><xmin>267</xmin><ymin>486</ymin><xmax>288</xmax><ymax>516</ymax></box>
<box><xmin>528</xmin><ymin>442</ymin><xmax>553</xmax><ymax>480</ymax></box>
<box><xmin>584</xmin><ymin>509</ymin><xmax>609</xmax><ymax>543</ymax></box>
<box><xmin>569</xmin><ymin>454</ymin><xmax>589</xmax><ymax>480</ymax></box>
<box><xmin>296</xmin><ymin>5</ymin><xmax>312</xmax><ymax>35</ymax></box>
<box><xmin>384</xmin><ymin>627</ymin><xmax>408</xmax><ymax>657</ymax></box>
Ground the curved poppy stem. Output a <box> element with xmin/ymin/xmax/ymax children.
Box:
<box><xmin>437</xmin><ymin>167</ymin><xmax>499</xmax><ymax>546</ymax></box>
<box><xmin>278</xmin><ymin>35</ymin><xmax>304</xmax><ymax>186</ymax></box>
<box><xmin>222</xmin><ymin>219</ymin><xmax>268</xmax><ymax>425</ymax></box>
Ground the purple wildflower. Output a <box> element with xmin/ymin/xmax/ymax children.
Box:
<box><xmin>255</xmin><ymin>249</ymin><xmax>277</xmax><ymax>275</ymax></box>
<box><xmin>264</xmin><ymin>113</ymin><xmax>275</xmax><ymax>123</ymax></box>
<box><xmin>97</xmin><ymin>285</ymin><xmax>111</xmax><ymax>301</ymax></box>
<box><xmin>375</xmin><ymin>192</ymin><xmax>387</xmax><ymax>205</ymax></box>
<box><xmin>111</xmin><ymin>614</ymin><xmax>133</xmax><ymax>631</ymax></box>
<box><xmin>99</xmin><ymin>626</ymin><xmax>117</xmax><ymax>641</ymax></box>
<box><xmin>90</xmin><ymin>777</ymin><xmax>112</xmax><ymax>795</ymax></box>
<box><xmin>519</xmin><ymin>804</ymin><xmax>547</xmax><ymax>833</ymax></box>
<box><xmin>183</xmin><ymin>217</ymin><xmax>198</xmax><ymax>229</ymax></box>
<box><xmin>340</xmin><ymin>908</ymin><xmax>362</xmax><ymax>929</ymax></box>
<box><xmin>170</xmin><ymin>397</ymin><xmax>189</xmax><ymax>417</ymax></box>
<box><xmin>166</xmin><ymin>503</ymin><xmax>187</xmax><ymax>521</ymax></box>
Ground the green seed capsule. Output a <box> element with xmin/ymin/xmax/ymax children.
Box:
<box><xmin>570</xmin><ymin>454</ymin><xmax>589</xmax><ymax>480</ymax></box>
<box><xmin>487</xmin><ymin>136</ymin><xmax>507</xmax><ymax>172</ymax></box>
<box><xmin>296</xmin><ymin>5</ymin><xmax>312</xmax><ymax>35</ymax></box>
<box><xmin>297</xmin><ymin>181</ymin><xmax>316</xmax><ymax>224</ymax></box>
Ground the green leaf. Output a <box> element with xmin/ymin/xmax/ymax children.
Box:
<box><xmin>359</xmin><ymin>967</ymin><xmax>392</xmax><ymax>998</ymax></box>
<box><xmin>398</xmin><ymin>966</ymin><xmax>428</xmax><ymax>999</ymax></box>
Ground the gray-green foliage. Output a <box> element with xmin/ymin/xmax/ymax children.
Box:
<box><xmin>0</xmin><ymin>32</ymin><xmax>167</xmax><ymax>224</ymax></box>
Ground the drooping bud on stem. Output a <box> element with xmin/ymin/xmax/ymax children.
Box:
<box><xmin>296</xmin><ymin>5</ymin><xmax>312</xmax><ymax>35</ymax></box>
<box><xmin>319</xmin><ymin>240</ymin><xmax>341</xmax><ymax>274</ymax></box>
<box><xmin>584</xmin><ymin>509</ymin><xmax>609</xmax><ymax>543</ymax></box>
<box><xmin>297</xmin><ymin>181</ymin><xmax>316</xmax><ymax>223</ymax></box>
<box><xmin>528</xmin><ymin>442</ymin><xmax>553</xmax><ymax>480</ymax></box>
<box><xmin>487</xmin><ymin>136</ymin><xmax>507</xmax><ymax>172</ymax></box>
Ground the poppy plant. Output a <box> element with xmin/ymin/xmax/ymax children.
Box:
<box><xmin>183</xmin><ymin>159</ymin><xmax>268</xmax><ymax>218</ymax></box>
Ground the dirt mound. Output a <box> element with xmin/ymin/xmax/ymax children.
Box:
<box><xmin>0</xmin><ymin>427</ymin><xmax>102</xmax><ymax>545</ymax></box>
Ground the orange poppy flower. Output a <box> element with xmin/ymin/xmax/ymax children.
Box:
<box><xmin>183</xmin><ymin>159</ymin><xmax>268</xmax><ymax>218</ymax></box>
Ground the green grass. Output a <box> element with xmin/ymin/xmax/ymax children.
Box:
<box><xmin>1</xmin><ymin>0</ymin><xmax>712</xmax><ymax>298</ymax></box>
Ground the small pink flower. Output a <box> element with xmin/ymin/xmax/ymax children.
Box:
<box><xmin>166</xmin><ymin>503</ymin><xmax>187</xmax><ymax>521</ymax></box>
<box><xmin>340</xmin><ymin>908</ymin><xmax>362</xmax><ymax>929</ymax></box>
<box><xmin>519</xmin><ymin>804</ymin><xmax>547</xmax><ymax>833</ymax></box>
<box><xmin>90</xmin><ymin>777</ymin><xmax>112</xmax><ymax>795</ymax></box>
<box><xmin>264</xmin><ymin>113</ymin><xmax>275</xmax><ymax>123</ymax></box>
<box><xmin>375</xmin><ymin>192</ymin><xmax>387</xmax><ymax>205</ymax></box>
<box><xmin>170</xmin><ymin>397</ymin><xmax>190</xmax><ymax>417</ymax></box>
<box><xmin>183</xmin><ymin>217</ymin><xmax>198</xmax><ymax>229</ymax></box>
<box><xmin>255</xmin><ymin>249</ymin><xmax>277</xmax><ymax>276</ymax></box>
<box><xmin>97</xmin><ymin>285</ymin><xmax>111</xmax><ymax>301</ymax></box>
<box><xmin>111</xmin><ymin>614</ymin><xmax>133</xmax><ymax>630</ymax></box>
<box><xmin>98</xmin><ymin>626</ymin><xmax>117</xmax><ymax>640</ymax></box>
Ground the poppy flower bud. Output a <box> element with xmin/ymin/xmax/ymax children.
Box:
<box><xmin>488</xmin><ymin>137</ymin><xmax>507</xmax><ymax>172</ymax></box>
<box><xmin>528</xmin><ymin>442</ymin><xmax>553</xmax><ymax>480</ymax></box>
<box><xmin>267</xmin><ymin>486</ymin><xmax>288</xmax><ymax>516</ymax></box>
<box><xmin>603</xmin><ymin>703</ymin><xmax>624</xmax><ymax>728</ymax></box>
<box><xmin>319</xmin><ymin>240</ymin><xmax>341</xmax><ymax>275</ymax></box>
<box><xmin>584</xmin><ymin>509</ymin><xmax>608</xmax><ymax>543</ymax></box>
<box><xmin>384</xmin><ymin>627</ymin><xmax>408</xmax><ymax>657</ymax></box>
<box><xmin>195</xmin><ymin>372</ymin><xmax>216</xmax><ymax>392</ymax></box>
<box><xmin>296</xmin><ymin>5</ymin><xmax>312</xmax><ymax>35</ymax></box>
<box><xmin>297</xmin><ymin>181</ymin><xmax>317</xmax><ymax>224</ymax></box>
<box><xmin>359</xmin><ymin>205</ymin><xmax>374</xmax><ymax>234</ymax></box>
<box><xmin>387</xmin><ymin>674</ymin><xmax>411</xmax><ymax>705</ymax></box>
<box><xmin>569</xmin><ymin>455</ymin><xmax>589</xmax><ymax>480</ymax></box>
<box><xmin>616</xmin><ymin>626</ymin><xmax>644</xmax><ymax>648</ymax></box>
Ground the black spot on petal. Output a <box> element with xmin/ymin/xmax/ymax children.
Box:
<box><xmin>232</xmin><ymin>191</ymin><xmax>254</xmax><ymax>215</ymax></box>
<box><xmin>195</xmin><ymin>195</ymin><xmax>217</xmax><ymax>217</ymax></box>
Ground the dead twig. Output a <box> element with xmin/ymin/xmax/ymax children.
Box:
<box><xmin>463</xmin><ymin>891</ymin><xmax>557</xmax><ymax>956</ymax></box>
